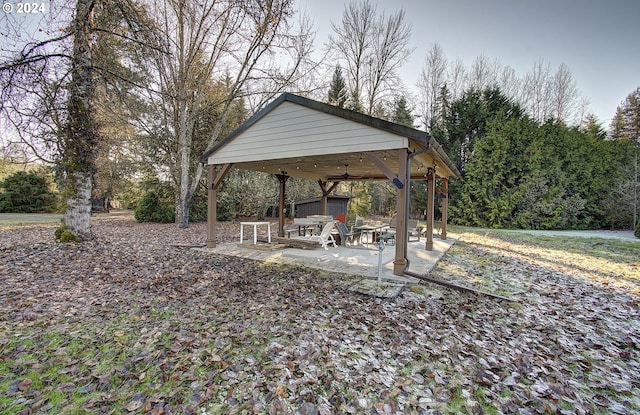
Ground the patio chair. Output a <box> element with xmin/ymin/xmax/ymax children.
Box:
<box><xmin>377</xmin><ymin>215</ymin><xmax>420</xmax><ymax>244</ymax></box>
<box><xmin>305</xmin><ymin>220</ymin><xmax>337</xmax><ymax>249</ymax></box>
<box><xmin>336</xmin><ymin>221</ymin><xmax>361</xmax><ymax>246</ymax></box>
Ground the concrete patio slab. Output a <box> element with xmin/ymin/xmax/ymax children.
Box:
<box><xmin>196</xmin><ymin>234</ymin><xmax>458</xmax><ymax>283</ymax></box>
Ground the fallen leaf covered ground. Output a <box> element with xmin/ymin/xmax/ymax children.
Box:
<box><xmin>1</xmin><ymin>216</ymin><xmax>639</xmax><ymax>414</ymax></box>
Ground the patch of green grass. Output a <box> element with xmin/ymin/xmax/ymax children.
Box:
<box><xmin>473</xmin><ymin>387</ymin><xmax>500</xmax><ymax>415</ymax></box>
<box><xmin>149</xmin><ymin>306</ymin><xmax>174</xmax><ymax>319</ymax></box>
<box><xmin>557</xmin><ymin>398</ymin><xmax>575</xmax><ymax>412</ymax></box>
<box><xmin>469</xmin><ymin>228</ymin><xmax>640</xmax><ymax>267</ymax></box>
<box><xmin>408</xmin><ymin>284</ymin><xmax>430</xmax><ymax>295</ymax></box>
<box><xmin>444</xmin><ymin>388</ymin><xmax>466</xmax><ymax>413</ymax></box>
<box><xmin>0</xmin><ymin>311</ymin><xmax>160</xmax><ymax>414</ymax></box>
<box><xmin>498</xmin><ymin>388</ymin><xmax>513</xmax><ymax>398</ymax></box>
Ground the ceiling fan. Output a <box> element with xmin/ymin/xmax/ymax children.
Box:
<box><xmin>327</xmin><ymin>164</ymin><xmax>363</xmax><ymax>181</ymax></box>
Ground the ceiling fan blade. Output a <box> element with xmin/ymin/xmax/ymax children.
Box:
<box><xmin>326</xmin><ymin>164</ymin><xmax>363</xmax><ymax>180</ymax></box>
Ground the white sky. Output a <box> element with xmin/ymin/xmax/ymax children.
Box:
<box><xmin>296</xmin><ymin>0</ymin><xmax>640</xmax><ymax>127</ymax></box>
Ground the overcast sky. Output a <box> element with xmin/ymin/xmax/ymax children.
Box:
<box><xmin>296</xmin><ymin>0</ymin><xmax>640</xmax><ymax>127</ymax></box>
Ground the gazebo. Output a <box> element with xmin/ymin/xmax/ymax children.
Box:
<box><xmin>199</xmin><ymin>93</ymin><xmax>460</xmax><ymax>276</ymax></box>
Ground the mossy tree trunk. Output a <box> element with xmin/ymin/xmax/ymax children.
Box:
<box><xmin>63</xmin><ymin>0</ymin><xmax>99</xmax><ymax>240</ymax></box>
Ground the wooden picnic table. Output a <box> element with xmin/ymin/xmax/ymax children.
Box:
<box><xmin>289</xmin><ymin>217</ymin><xmax>334</xmax><ymax>237</ymax></box>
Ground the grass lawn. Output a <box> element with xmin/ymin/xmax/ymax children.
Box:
<box><xmin>1</xmin><ymin>217</ymin><xmax>639</xmax><ymax>414</ymax></box>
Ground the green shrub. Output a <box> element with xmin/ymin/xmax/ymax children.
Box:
<box><xmin>134</xmin><ymin>189</ymin><xmax>175</xmax><ymax>223</ymax></box>
<box><xmin>58</xmin><ymin>231</ymin><xmax>82</xmax><ymax>243</ymax></box>
<box><xmin>0</xmin><ymin>170</ymin><xmax>57</xmax><ymax>213</ymax></box>
<box><xmin>55</xmin><ymin>225</ymin><xmax>82</xmax><ymax>243</ymax></box>
<box><xmin>188</xmin><ymin>182</ymin><xmax>208</xmax><ymax>223</ymax></box>
<box><xmin>54</xmin><ymin>224</ymin><xmax>69</xmax><ymax>240</ymax></box>
<box><xmin>635</xmin><ymin>219</ymin><xmax>640</xmax><ymax>238</ymax></box>
<box><xmin>134</xmin><ymin>179</ymin><xmax>208</xmax><ymax>224</ymax></box>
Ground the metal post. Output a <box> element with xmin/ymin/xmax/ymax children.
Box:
<box><xmin>377</xmin><ymin>239</ymin><xmax>385</xmax><ymax>285</ymax></box>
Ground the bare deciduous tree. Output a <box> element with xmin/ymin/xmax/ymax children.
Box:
<box><xmin>417</xmin><ymin>42</ymin><xmax>447</xmax><ymax>129</ymax></box>
<box><xmin>523</xmin><ymin>59</ymin><xmax>552</xmax><ymax>123</ymax></box>
<box><xmin>134</xmin><ymin>0</ymin><xmax>315</xmax><ymax>228</ymax></box>
<box><xmin>448</xmin><ymin>58</ymin><xmax>467</xmax><ymax>101</ymax></box>
<box><xmin>329</xmin><ymin>0</ymin><xmax>375</xmax><ymax>112</ymax></box>
<box><xmin>549</xmin><ymin>62</ymin><xmax>579</xmax><ymax>123</ymax></box>
<box><xmin>467</xmin><ymin>54</ymin><xmax>500</xmax><ymax>91</ymax></box>
<box><xmin>364</xmin><ymin>8</ymin><xmax>411</xmax><ymax>114</ymax></box>
<box><xmin>418</xmin><ymin>51</ymin><xmax>585</xmax><ymax>129</ymax></box>
<box><xmin>498</xmin><ymin>65</ymin><xmax>521</xmax><ymax>100</ymax></box>
<box><xmin>329</xmin><ymin>0</ymin><xmax>411</xmax><ymax>114</ymax></box>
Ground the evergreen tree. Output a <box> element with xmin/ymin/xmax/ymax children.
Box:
<box><xmin>611</xmin><ymin>87</ymin><xmax>640</xmax><ymax>228</ymax></box>
<box><xmin>349</xmin><ymin>90</ymin><xmax>364</xmax><ymax>113</ymax></box>
<box><xmin>515</xmin><ymin>121</ymin><xmax>591</xmax><ymax>229</ymax></box>
<box><xmin>435</xmin><ymin>87</ymin><xmax>524</xmax><ymax>176</ymax></box>
<box><xmin>0</xmin><ymin>170</ymin><xmax>57</xmax><ymax>213</ymax></box>
<box><xmin>392</xmin><ymin>96</ymin><xmax>414</xmax><ymax>127</ymax></box>
<box><xmin>611</xmin><ymin>87</ymin><xmax>640</xmax><ymax>143</ymax></box>
<box><xmin>444</xmin><ymin>85</ymin><xmax>631</xmax><ymax>230</ymax></box>
<box><xmin>327</xmin><ymin>64</ymin><xmax>348</xmax><ymax>108</ymax></box>
<box><xmin>452</xmin><ymin>115</ymin><xmax>536</xmax><ymax>227</ymax></box>
<box><xmin>581</xmin><ymin>114</ymin><xmax>607</xmax><ymax>140</ymax></box>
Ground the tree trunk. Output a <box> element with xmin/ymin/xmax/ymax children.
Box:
<box><xmin>176</xmin><ymin>128</ymin><xmax>193</xmax><ymax>228</ymax></box>
<box><xmin>175</xmin><ymin>151</ymin><xmax>191</xmax><ymax>228</ymax></box>
<box><xmin>65</xmin><ymin>172</ymin><xmax>92</xmax><ymax>239</ymax></box>
<box><xmin>176</xmin><ymin>191</ymin><xmax>190</xmax><ymax>229</ymax></box>
<box><xmin>63</xmin><ymin>0</ymin><xmax>97</xmax><ymax>240</ymax></box>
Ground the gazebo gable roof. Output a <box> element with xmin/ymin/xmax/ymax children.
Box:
<box><xmin>199</xmin><ymin>93</ymin><xmax>460</xmax><ymax>179</ymax></box>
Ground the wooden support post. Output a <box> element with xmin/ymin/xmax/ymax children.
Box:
<box><xmin>393</xmin><ymin>148</ymin><xmax>408</xmax><ymax>276</ymax></box>
<box><xmin>206</xmin><ymin>164</ymin><xmax>232</xmax><ymax>248</ymax></box>
<box><xmin>425</xmin><ymin>169</ymin><xmax>435</xmax><ymax>251</ymax></box>
<box><xmin>441</xmin><ymin>177</ymin><xmax>448</xmax><ymax>240</ymax></box>
<box><xmin>317</xmin><ymin>180</ymin><xmax>328</xmax><ymax>216</ymax></box>
<box><xmin>276</xmin><ymin>174</ymin><xmax>289</xmax><ymax>237</ymax></box>
<box><xmin>207</xmin><ymin>165</ymin><xmax>217</xmax><ymax>248</ymax></box>
<box><xmin>317</xmin><ymin>180</ymin><xmax>340</xmax><ymax>217</ymax></box>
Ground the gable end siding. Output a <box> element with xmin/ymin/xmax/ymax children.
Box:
<box><xmin>207</xmin><ymin>102</ymin><xmax>408</xmax><ymax>165</ymax></box>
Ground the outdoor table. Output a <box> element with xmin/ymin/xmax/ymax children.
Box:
<box><xmin>240</xmin><ymin>221</ymin><xmax>271</xmax><ymax>244</ymax></box>
<box><xmin>293</xmin><ymin>218</ymin><xmax>320</xmax><ymax>236</ymax></box>
<box><xmin>294</xmin><ymin>217</ymin><xmax>334</xmax><ymax>236</ymax></box>
<box><xmin>353</xmin><ymin>224</ymin><xmax>386</xmax><ymax>245</ymax></box>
